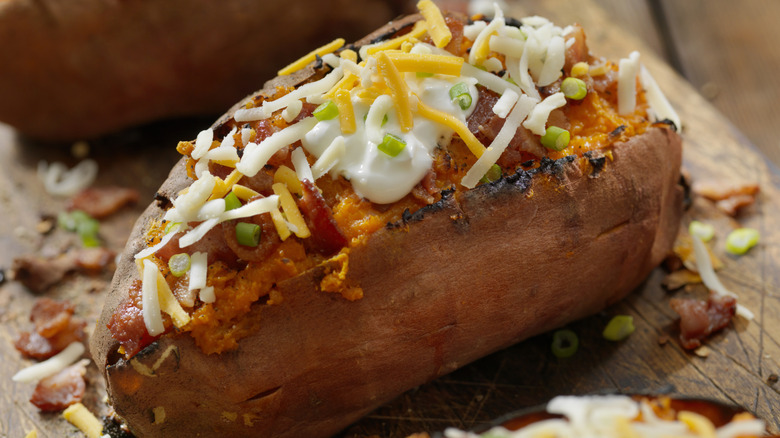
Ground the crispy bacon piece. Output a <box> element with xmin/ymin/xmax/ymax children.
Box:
<box><xmin>563</xmin><ymin>24</ymin><xmax>591</xmax><ymax>72</ymax></box>
<box><xmin>222</xmin><ymin>211</ymin><xmax>281</xmax><ymax>262</ymax></box>
<box><xmin>15</xmin><ymin>298</ymin><xmax>87</xmax><ymax>360</ymax></box>
<box><xmin>670</xmin><ymin>292</ymin><xmax>736</xmax><ymax>349</ymax></box>
<box><xmin>11</xmin><ymin>247</ymin><xmax>115</xmax><ymax>292</ymax></box>
<box><xmin>68</xmin><ymin>186</ymin><xmax>140</xmax><ymax>219</ymax></box>
<box><xmin>299</xmin><ymin>179</ymin><xmax>348</xmax><ymax>255</ymax></box>
<box><xmin>692</xmin><ymin>179</ymin><xmax>759</xmax><ymax>216</ymax></box>
<box><xmin>107</xmin><ymin>280</ymin><xmax>158</xmax><ymax>358</ymax></box>
<box><xmin>156</xmin><ymin>224</ymin><xmax>239</xmax><ymax>267</ymax></box>
<box><xmin>30</xmin><ymin>361</ymin><xmax>87</xmax><ymax>411</ymax></box>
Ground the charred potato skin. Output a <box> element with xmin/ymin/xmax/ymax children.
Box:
<box><xmin>90</xmin><ymin>14</ymin><xmax>684</xmax><ymax>438</ymax></box>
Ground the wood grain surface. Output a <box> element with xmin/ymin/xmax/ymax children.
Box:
<box><xmin>1</xmin><ymin>0</ymin><xmax>778</xmax><ymax>436</ymax></box>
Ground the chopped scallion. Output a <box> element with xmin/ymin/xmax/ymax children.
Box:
<box><xmin>602</xmin><ymin>315</ymin><xmax>635</xmax><ymax>341</ymax></box>
<box><xmin>168</xmin><ymin>253</ymin><xmax>191</xmax><ymax>277</ymax></box>
<box><xmin>164</xmin><ymin>221</ymin><xmax>182</xmax><ymax>234</ymax></box>
<box><xmin>561</xmin><ymin>77</ymin><xmax>588</xmax><ymax>100</ymax></box>
<box><xmin>236</xmin><ymin>222</ymin><xmax>261</xmax><ymax>247</ymax></box>
<box><xmin>378</xmin><ymin>133</ymin><xmax>407</xmax><ymax>157</ymax></box>
<box><xmin>224</xmin><ymin>191</ymin><xmax>242</xmax><ymax>211</ymax></box>
<box><xmin>416</xmin><ymin>72</ymin><xmax>434</xmax><ymax>78</ymax></box>
<box><xmin>725</xmin><ymin>228</ymin><xmax>759</xmax><ymax>255</ymax></box>
<box><xmin>479</xmin><ymin>164</ymin><xmax>502</xmax><ymax>184</ymax></box>
<box><xmin>688</xmin><ymin>220</ymin><xmax>715</xmax><ymax>242</ymax></box>
<box><xmin>449</xmin><ymin>82</ymin><xmax>472</xmax><ymax>110</ymax></box>
<box><xmin>551</xmin><ymin>329</ymin><xmax>578</xmax><ymax>358</ymax></box>
<box><xmin>540</xmin><ymin>126</ymin><xmax>570</xmax><ymax>151</ymax></box>
<box><xmin>313</xmin><ymin>100</ymin><xmax>339</xmax><ymax>121</ymax></box>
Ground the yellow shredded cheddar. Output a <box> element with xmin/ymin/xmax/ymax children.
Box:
<box><xmin>376</xmin><ymin>52</ymin><xmax>414</xmax><ymax>132</ymax></box>
<box><xmin>231</xmin><ymin>183</ymin><xmax>260</xmax><ymax>201</ymax></box>
<box><xmin>386</xmin><ymin>52</ymin><xmax>464</xmax><ymax>76</ymax></box>
<box><xmin>334</xmin><ymin>89</ymin><xmax>356</xmax><ymax>134</ymax></box>
<box><xmin>365</xmin><ymin>20</ymin><xmax>427</xmax><ymax>56</ymax></box>
<box><xmin>272</xmin><ymin>183</ymin><xmax>311</xmax><ymax>238</ymax></box>
<box><xmin>62</xmin><ymin>403</ymin><xmax>103</xmax><ymax>438</ymax></box>
<box><xmin>270</xmin><ymin>208</ymin><xmax>292</xmax><ymax>241</ymax></box>
<box><xmin>156</xmin><ymin>270</ymin><xmax>190</xmax><ymax>328</ymax></box>
<box><xmin>416</xmin><ymin>101</ymin><xmax>486</xmax><ymax>158</ymax></box>
<box><xmin>272</xmin><ymin>165</ymin><xmax>303</xmax><ymax>196</ymax></box>
<box><xmin>278</xmin><ymin>38</ymin><xmax>345</xmax><ymax>76</ymax></box>
<box><xmin>417</xmin><ymin>0</ymin><xmax>452</xmax><ymax>48</ymax></box>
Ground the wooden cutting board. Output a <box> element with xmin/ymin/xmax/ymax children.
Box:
<box><xmin>1</xmin><ymin>0</ymin><xmax>778</xmax><ymax>436</ymax></box>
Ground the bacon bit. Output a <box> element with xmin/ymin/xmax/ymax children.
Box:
<box><xmin>10</xmin><ymin>247</ymin><xmax>115</xmax><ymax>292</ymax></box>
<box><xmin>68</xmin><ymin>186</ymin><xmax>140</xmax><ymax>219</ymax></box>
<box><xmin>15</xmin><ymin>298</ymin><xmax>87</xmax><ymax>360</ymax></box>
<box><xmin>692</xmin><ymin>180</ymin><xmax>759</xmax><ymax>216</ymax></box>
<box><xmin>299</xmin><ymin>180</ymin><xmax>348</xmax><ymax>255</ymax></box>
<box><xmin>670</xmin><ymin>292</ymin><xmax>736</xmax><ymax>349</ymax></box>
<box><xmin>30</xmin><ymin>361</ymin><xmax>87</xmax><ymax>412</ymax></box>
<box><xmin>156</xmin><ymin>225</ymin><xmax>239</xmax><ymax>268</ymax></box>
<box><xmin>108</xmin><ymin>282</ymin><xmax>160</xmax><ymax>359</ymax></box>
<box><xmin>73</xmin><ymin>247</ymin><xmax>116</xmax><ymax>273</ymax></box>
<box><xmin>662</xmin><ymin>269</ymin><xmax>702</xmax><ymax>291</ymax></box>
<box><xmin>222</xmin><ymin>211</ymin><xmax>281</xmax><ymax>262</ymax></box>
<box><xmin>411</xmin><ymin>170</ymin><xmax>439</xmax><ymax>204</ymax></box>
<box><xmin>564</xmin><ymin>24</ymin><xmax>591</xmax><ymax>72</ymax></box>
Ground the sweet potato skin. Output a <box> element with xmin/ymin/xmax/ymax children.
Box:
<box><xmin>89</xmin><ymin>15</ymin><xmax>684</xmax><ymax>438</ymax></box>
<box><xmin>0</xmin><ymin>0</ymin><xmax>408</xmax><ymax>141</ymax></box>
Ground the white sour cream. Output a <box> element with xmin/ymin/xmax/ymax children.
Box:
<box><xmin>302</xmin><ymin>75</ymin><xmax>478</xmax><ymax>204</ymax></box>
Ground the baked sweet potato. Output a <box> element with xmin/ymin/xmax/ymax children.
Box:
<box><xmin>90</xmin><ymin>5</ymin><xmax>684</xmax><ymax>437</ymax></box>
<box><xmin>0</xmin><ymin>0</ymin><xmax>408</xmax><ymax>141</ymax></box>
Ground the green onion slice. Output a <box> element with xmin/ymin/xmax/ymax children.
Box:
<box><xmin>725</xmin><ymin>228</ymin><xmax>759</xmax><ymax>255</ymax></box>
<box><xmin>602</xmin><ymin>315</ymin><xmax>635</xmax><ymax>341</ymax></box>
<box><xmin>449</xmin><ymin>82</ymin><xmax>472</xmax><ymax>110</ymax></box>
<box><xmin>168</xmin><ymin>253</ymin><xmax>192</xmax><ymax>277</ymax></box>
<box><xmin>164</xmin><ymin>221</ymin><xmax>182</xmax><ymax>234</ymax></box>
<box><xmin>224</xmin><ymin>191</ymin><xmax>242</xmax><ymax>211</ymax></box>
<box><xmin>416</xmin><ymin>72</ymin><xmax>434</xmax><ymax>78</ymax></box>
<box><xmin>81</xmin><ymin>233</ymin><xmax>100</xmax><ymax>248</ymax></box>
<box><xmin>479</xmin><ymin>164</ymin><xmax>502</xmax><ymax>184</ymax></box>
<box><xmin>551</xmin><ymin>329</ymin><xmax>579</xmax><ymax>358</ymax></box>
<box><xmin>540</xmin><ymin>126</ymin><xmax>570</xmax><ymax>151</ymax></box>
<box><xmin>76</xmin><ymin>218</ymin><xmax>99</xmax><ymax>238</ymax></box>
<box><xmin>236</xmin><ymin>222</ymin><xmax>261</xmax><ymax>247</ymax></box>
<box><xmin>378</xmin><ymin>133</ymin><xmax>407</xmax><ymax>157</ymax></box>
<box><xmin>561</xmin><ymin>77</ymin><xmax>588</xmax><ymax>100</ymax></box>
<box><xmin>313</xmin><ymin>100</ymin><xmax>339</xmax><ymax>121</ymax></box>
<box><xmin>688</xmin><ymin>220</ymin><xmax>715</xmax><ymax>242</ymax></box>
<box><xmin>57</xmin><ymin>210</ymin><xmax>92</xmax><ymax>232</ymax></box>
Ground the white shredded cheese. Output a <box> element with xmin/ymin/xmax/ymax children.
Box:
<box><xmin>482</xmin><ymin>57</ymin><xmax>504</xmax><ymax>73</ymax></box>
<box><xmin>618</xmin><ymin>51</ymin><xmax>641</xmax><ymax>115</ymax></box>
<box><xmin>462</xmin><ymin>94</ymin><xmax>536</xmax><ymax>188</ymax></box>
<box><xmin>468</xmin><ymin>9</ymin><xmax>505</xmax><ymax>66</ymax></box>
<box><xmin>691</xmin><ymin>234</ymin><xmax>754</xmax><ymax>321</ymax></box>
<box><xmin>191</xmin><ymin>128</ymin><xmax>214</xmax><ymax>160</ymax></box>
<box><xmin>365</xmin><ymin>94</ymin><xmax>394</xmax><ymax>144</ymax></box>
<box><xmin>522</xmin><ymin>92</ymin><xmax>566</xmax><ymax>135</ymax></box>
<box><xmin>235</xmin><ymin>67</ymin><xmax>344</xmax><ymax>122</ymax></box>
<box><xmin>37</xmin><ymin>159</ymin><xmax>98</xmax><ymax>197</ymax></box>
<box><xmin>188</xmin><ymin>252</ymin><xmax>208</xmax><ymax>291</ymax></box>
<box><xmin>489</xmin><ymin>34</ymin><xmax>525</xmax><ymax>58</ymax></box>
<box><xmin>167</xmin><ymin>171</ymin><xmax>216</xmax><ymax>222</ymax></box>
<box><xmin>12</xmin><ymin>342</ymin><xmax>85</xmax><ymax>383</ymax></box>
<box><xmin>321</xmin><ymin>53</ymin><xmax>341</xmax><ymax>68</ymax></box>
<box><xmin>460</xmin><ymin>62</ymin><xmax>523</xmax><ymax>97</ymax></box>
<box><xmin>240</xmin><ymin>127</ymin><xmax>253</xmax><ymax>146</ymax></box>
<box><xmin>537</xmin><ymin>35</ymin><xmax>565</xmax><ymax>86</ymax></box>
<box><xmin>199</xmin><ymin>286</ymin><xmax>216</xmax><ymax>303</ymax></box>
<box><xmin>492</xmin><ymin>89</ymin><xmax>520</xmax><ymax>118</ymax></box>
<box><xmin>312</xmin><ymin>136</ymin><xmax>346</xmax><ymax>179</ymax></box>
<box><xmin>639</xmin><ymin>65</ymin><xmax>681</xmax><ymax>131</ymax></box>
<box><xmin>141</xmin><ymin>259</ymin><xmax>165</xmax><ymax>336</ymax></box>
<box><xmin>195</xmin><ymin>198</ymin><xmax>226</xmax><ymax>221</ymax></box>
<box><xmin>134</xmin><ymin>230</ymin><xmax>178</xmax><ymax>260</ymax></box>
<box><xmin>281</xmin><ymin>99</ymin><xmax>303</xmax><ymax>123</ymax></box>
<box><xmin>463</xmin><ymin>20</ymin><xmax>487</xmax><ymax>41</ymax></box>
<box><xmin>178</xmin><ymin>218</ymin><xmax>219</xmax><ymax>248</ymax></box>
<box><xmin>237</xmin><ymin>117</ymin><xmax>318</xmax><ymax>177</ymax></box>
<box><xmin>291</xmin><ymin>146</ymin><xmax>314</xmax><ymax>183</ymax></box>
<box><xmin>220</xmin><ymin>195</ymin><xmax>279</xmax><ymax>221</ymax></box>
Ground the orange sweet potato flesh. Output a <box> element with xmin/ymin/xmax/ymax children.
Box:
<box><xmin>89</xmin><ymin>14</ymin><xmax>684</xmax><ymax>438</ymax></box>
<box><xmin>0</xmin><ymin>0</ymin><xmax>409</xmax><ymax>141</ymax></box>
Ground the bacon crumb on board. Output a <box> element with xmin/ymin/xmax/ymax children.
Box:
<box><xmin>670</xmin><ymin>292</ymin><xmax>736</xmax><ymax>349</ymax></box>
<box><xmin>691</xmin><ymin>179</ymin><xmax>759</xmax><ymax>216</ymax></box>
<box><xmin>29</xmin><ymin>361</ymin><xmax>87</xmax><ymax>412</ymax></box>
<box><xmin>68</xmin><ymin>186</ymin><xmax>140</xmax><ymax>219</ymax></box>
<box><xmin>10</xmin><ymin>247</ymin><xmax>115</xmax><ymax>292</ymax></box>
<box><xmin>14</xmin><ymin>298</ymin><xmax>87</xmax><ymax>360</ymax></box>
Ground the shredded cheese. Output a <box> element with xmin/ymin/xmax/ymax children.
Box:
<box><xmin>220</xmin><ymin>196</ymin><xmax>279</xmax><ymax>221</ymax></box>
<box><xmin>416</xmin><ymin>100</ymin><xmax>485</xmax><ymax>158</ymax></box>
<box><xmin>188</xmin><ymin>252</ymin><xmax>208</xmax><ymax>292</ymax></box>
<box><xmin>142</xmin><ymin>259</ymin><xmax>165</xmax><ymax>336</ymax></box>
<box><xmin>385</xmin><ymin>52</ymin><xmax>464</xmax><ymax>76</ymax></box>
<box><xmin>469</xmin><ymin>4</ymin><xmax>504</xmax><ymax>66</ymax></box>
<box><xmin>270</xmin><ymin>207</ymin><xmax>292</xmax><ymax>241</ymax></box>
<box><xmin>37</xmin><ymin>159</ymin><xmax>98</xmax><ymax>198</ymax></box>
<box><xmin>277</xmin><ymin>38</ymin><xmax>345</xmax><ymax>76</ymax></box>
<box><xmin>199</xmin><ymin>286</ymin><xmax>216</xmax><ymax>304</ymax></box>
<box><xmin>237</xmin><ymin>117</ymin><xmax>318</xmax><ymax>177</ymax></box>
<box><xmin>178</xmin><ymin>218</ymin><xmax>219</xmax><ymax>248</ymax></box>
<box><xmin>312</xmin><ymin>136</ymin><xmax>346</xmax><ymax>179</ymax></box>
<box><xmin>281</xmin><ymin>99</ymin><xmax>303</xmax><ymax>122</ymax></box>
<box><xmin>62</xmin><ymin>403</ymin><xmax>103</xmax><ymax>438</ymax></box>
<box><xmin>362</xmin><ymin>20</ymin><xmax>427</xmax><ymax>58</ymax></box>
<box><xmin>272</xmin><ymin>182</ymin><xmax>311</xmax><ymax>238</ymax></box>
<box><xmin>134</xmin><ymin>230</ymin><xmax>178</xmax><ymax>260</ymax></box>
<box><xmin>12</xmin><ymin>342</ymin><xmax>84</xmax><ymax>383</ymax></box>
<box><xmin>155</xmin><ymin>269</ymin><xmax>191</xmax><ymax>328</ymax></box>
<box><xmin>209</xmin><ymin>168</ymin><xmax>242</xmax><ymax>200</ymax></box>
<box><xmin>231</xmin><ymin>183</ymin><xmax>261</xmax><ymax>201</ymax></box>
<box><xmin>291</xmin><ymin>147</ymin><xmax>314</xmax><ymax>184</ymax></box>
<box><xmin>376</xmin><ymin>52</ymin><xmax>414</xmax><ymax>132</ymax></box>
<box><xmin>522</xmin><ymin>92</ymin><xmax>566</xmax><ymax>135</ymax></box>
<box><xmin>492</xmin><ymin>88</ymin><xmax>520</xmax><ymax>118</ymax></box>
<box><xmin>334</xmin><ymin>88</ymin><xmax>356</xmax><ymax>134</ymax></box>
<box><xmin>272</xmin><ymin>165</ymin><xmax>303</xmax><ymax>196</ymax></box>
<box><xmin>191</xmin><ymin>128</ymin><xmax>214</xmax><ymax>160</ymax></box>
<box><xmin>618</xmin><ymin>51</ymin><xmax>641</xmax><ymax>115</ymax></box>
<box><xmin>417</xmin><ymin>0</ymin><xmax>452</xmax><ymax>48</ymax></box>
<box><xmin>640</xmin><ymin>65</ymin><xmax>681</xmax><ymax>131</ymax></box>
<box><xmin>462</xmin><ymin>94</ymin><xmax>536</xmax><ymax>188</ymax></box>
